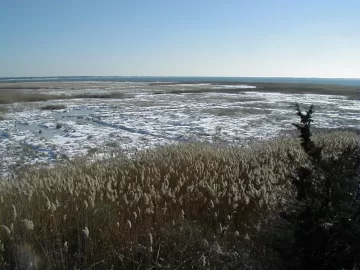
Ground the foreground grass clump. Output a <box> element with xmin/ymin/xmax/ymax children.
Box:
<box><xmin>0</xmin><ymin>131</ymin><xmax>358</xmax><ymax>269</ymax></box>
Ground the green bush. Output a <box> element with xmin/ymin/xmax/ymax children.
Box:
<box><xmin>278</xmin><ymin>104</ymin><xmax>360</xmax><ymax>270</ymax></box>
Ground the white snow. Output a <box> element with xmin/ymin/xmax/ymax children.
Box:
<box><xmin>0</xmin><ymin>82</ymin><xmax>359</xmax><ymax>176</ymax></box>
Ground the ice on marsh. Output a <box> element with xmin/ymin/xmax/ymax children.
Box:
<box><xmin>0</xmin><ymin>83</ymin><xmax>360</xmax><ymax>176</ymax></box>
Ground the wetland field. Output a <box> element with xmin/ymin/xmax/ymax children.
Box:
<box><xmin>0</xmin><ymin>79</ymin><xmax>359</xmax><ymax>176</ymax></box>
<box><xmin>0</xmin><ymin>78</ymin><xmax>360</xmax><ymax>269</ymax></box>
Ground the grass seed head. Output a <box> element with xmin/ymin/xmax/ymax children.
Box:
<box><xmin>82</xmin><ymin>227</ymin><xmax>89</xmax><ymax>238</ymax></box>
<box><xmin>1</xmin><ymin>225</ymin><xmax>11</xmax><ymax>236</ymax></box>
<box><xmin>12</xmin><ymin>205</ymin><xmax>17</xmax><ymax>220</ymax></box>
<box><xmin>149</xmin><ymin>233</ymin><xmax>153</xmax><ymax>245</ymax></box>
<box><xmin>22</xmin><ymin>219</ymin><xmax>34</xmax><ymax>230</ymax></box>
<box><xmin>127</xmin><ymin>220</ymin><xmax>132</xmax><ymax>229</ymax></box>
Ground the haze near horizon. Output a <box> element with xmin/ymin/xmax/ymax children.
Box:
<box><xmin>1</xmin><ymin>0</ymin><xmax>359</xmax><ymax>78</ymax></box>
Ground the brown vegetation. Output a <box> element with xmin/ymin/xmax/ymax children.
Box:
<box><xmin>0</xmin><ymin>106</ymin><xmax>7</xmax><ymax>121</ymax></box>
<box><xmin>0</xmin><ymin>91</ymin><xmax>128</xmax><ymax>104</ymax></box>
<box><xmin>0</xmin><ymin>131</ymin><xmax>357</xmax><ymax>269</ymax></box>
<box><xmin>40</xmin><ymin>105</ymin><xmax>67</xmax><ymax>111</ymax></box>
<box><xmin>151</xmin><ymin>82</ymin><xmax>360</xmax><ymax>99</ymax></box>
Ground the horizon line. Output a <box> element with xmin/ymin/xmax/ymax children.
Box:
<box><xmin>1</xmin><ymin>75</ymin><xmax>360</xmax><ymax>80</ymax></box>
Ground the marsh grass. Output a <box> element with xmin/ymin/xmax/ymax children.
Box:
<box><xmin>203</xmin><ymin>108</ymin><xmax>242</xmax><ymax>117</ymax></box>
<box><xmin>151</xmin><ymin>82</ymin><xmax>360</xmax><ymax>100</ymax></box>
<box><xmin>0</xmin><ymin>107</ymin><xmax>8</xmax><ymax>113</ymax></box>
<box><xmin>0</xmin><ymin>106</ymin><xmax>7</xmax><ymax>121</ymax></box>
<box><xmin>0</xmin><ymin>131</ymin><xmax>358</xmax><ymax>269</ymax></box>
<box><xmin>203</xmin><ymin>107</ymin><xmax>270</xmax><ymax>117</ymax></box>
<box><xmin>0</xmin><ymin>91</ymin><xmax>64</xmax><ymax>104</ymax></box>
<box><xmin>73</xmin><ymin>92</ymin><xmax>127</xmax><ymax>99</ymax></box>
<box><xmin>0</xmin><ymin>91</ymin><xmax>128</xmax><ymax>104</ymax></box>
<box><xmin>153</xmin><ymin>88</ymin><xmax>249</xmax><ymax>95</ymax></box>
<box><xmin>40</xmin><ymin>105</ymin><xmax>67</xmax><ymax>111</ymax></box>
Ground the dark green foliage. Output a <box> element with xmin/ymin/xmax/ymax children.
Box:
<box><xmin>279</xmin><ymin>103</ymin><xmax>360</xmax><ymax>269</ymax></box>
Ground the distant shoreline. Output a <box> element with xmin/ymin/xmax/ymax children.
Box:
<box><xmin>151</xmin><ymin>81</ymin><xmax>360</xmax><ymax>99</ymax></box>
<box><xmin>1</xmin><ymin>76</ymin><xmax>360</xmax><ymax>86</ymax></box>
<box><xmin>1</xmin><ymin>80</ymin><xmax>358</xmax><ymax>100</ymax></box>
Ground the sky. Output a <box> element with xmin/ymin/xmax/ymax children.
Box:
<box><xmin>1</xmin><ymin>0</ymin><xmax>359</xmax><ymax>78</ymax></box>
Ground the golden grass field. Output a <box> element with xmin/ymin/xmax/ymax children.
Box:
<box><xmin>0</xmin><ymin>130</ymin><xmax>358</xmax><ymax>269</ymax></box>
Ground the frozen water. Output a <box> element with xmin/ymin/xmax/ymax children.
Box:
<box><xmin>0</xmin><ymin>82</ymin><xmax>359</xmax><ymax>176</ymax></box>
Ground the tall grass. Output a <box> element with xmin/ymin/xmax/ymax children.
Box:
<box><xmin>0</xmin><ymin>131</ymin><xmax>358</xmax><ymax>269</ymax></box>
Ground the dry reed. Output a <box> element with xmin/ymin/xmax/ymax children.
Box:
<box><xmin>0</xmin><ymin>130</ymin><xmax>357</xmax><ymax>269</ymax></box>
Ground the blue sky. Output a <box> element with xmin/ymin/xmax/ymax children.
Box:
<box><xmin>1</xmin><ymin>0</ymin><xmax>359</xmax><ymax>78</ymax></box>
